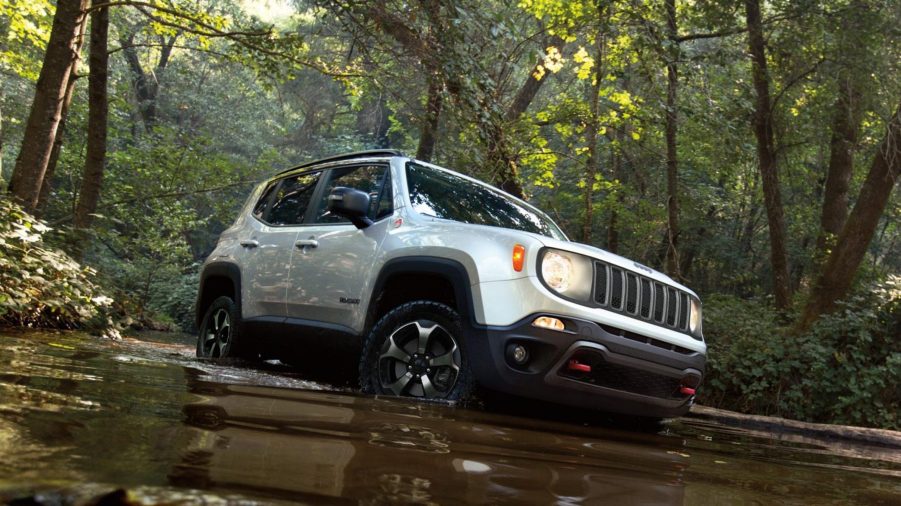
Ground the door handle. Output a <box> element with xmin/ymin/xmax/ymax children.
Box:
<box><xmin>240</xmin><ymin>239</ymin><xmax>259</xmax><ymax>248</ymax></box>
<box><xmin>295</xmin><ymin>239</ymin><xmax>319</xmax><ymax>248</ymax></box>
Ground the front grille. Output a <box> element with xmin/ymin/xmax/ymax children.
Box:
<box><xmin>593</xmin><ymin>261</ymin><xmax>693</xmax><ymax>334</ymax></box>
<box><xmin>559</xmin><ymin>350</ymin><xmax>686</xmax><ymax>399</ymax></box>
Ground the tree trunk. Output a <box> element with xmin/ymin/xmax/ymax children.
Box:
<box><xmin>7</xmin><ymin>0</ymin><xmax>89</xmax><ymax>213</ymax></box>
<box><xmin>490</xmin><ymin>34</ymin><xmax>566</xmax><ymax>198</ymax></box>
<box><xmin>607</xmin><ymin>127</ymin><xmax>624</xmax><ymax>253</ymax></box>
<box><xmin>120</xmin><ymin>33</ymin><xmax>176</xmax><ymax>131</ymax></box>
<box><xmin>664</xmin><ymin>0</ymin><xmax>681</xmax><ymax>279</ymax></box>
<box><xmin>744</xmin><ymin>0</ymin><xmax>791</xmax><ymax>309</ymax></box>
<box><xmin>415</xmin><ymin>71</ymin><xmax>443</xmax><ymax>162</ymax></box>
<box><xmin>816</xmin><ymin>77</ymin><xmax>862</xmax><ymax>257</ymax></box>
<box><xmin>121</xmin><ymin>36</ymin><xmax>157</xmax><ymax>129</ymax></box>
<box><xmin>607</xmin><ymin>143</ymin><xmax>623</xmax><ymax>254</ymax></box>
<box><xmin>0</xmin><ymin>94</ymin><xmax>4</xmax><ymax>183</ymax></box>
<box><xmin>582</xmin><ymin>36</ymin><xmax>605</xmax><ymax>243</ymax></box>
<box><xmin>798</xmin><ymin>101</ymin><xmax>901</xmax><ymax>330</ymax></box>
<box><xmin>36</xmin><ymin>55</ymin><xmax>82</xmax><ymax>217</ymax></box>
<box><xmin>74</xmin><ymin>4</ymin><xmax>109</xmax><ymax>232</ymax></box>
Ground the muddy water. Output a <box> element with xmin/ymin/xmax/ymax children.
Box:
<box><xmin>0</xmin><ymin>330</ymin><xmax>898</xmax><ymax>505</ymax></box>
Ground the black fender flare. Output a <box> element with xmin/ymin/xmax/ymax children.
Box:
<box><xmin>366</xmin><ymin>256</ymin><xmax>478</xmax><ymax>331</ymax></box>
<box><xmin>196</xmin><ymin>261</ymin><xmax>242</xmax><ymax>328</ymax></box>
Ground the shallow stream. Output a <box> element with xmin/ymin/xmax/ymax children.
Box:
<box><xmin>1</xmin><ymin>330</ymin><xmax>898</xmax><ymax>504</ymax></box>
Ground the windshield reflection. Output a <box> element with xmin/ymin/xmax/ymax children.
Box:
<box><xmin>406</xmin><ymin>163</ymin><xmax>567</xmax><ymax>240</ymax></box>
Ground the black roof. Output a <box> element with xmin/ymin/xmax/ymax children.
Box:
<box><xmin>275</xmin><ymin>149</ymin><xmax>406</xmax><ymax>176</ymax></box>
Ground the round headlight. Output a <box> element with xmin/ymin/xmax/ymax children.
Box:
<box><xmin>542</xmin><ymin>251</ymin><xmax>573</xmax><ymax>292</ymax></box>
<box><xmin>689</xmin><ymin>299</ymin><xmax>701</xmax><ymax>333</ymax></box>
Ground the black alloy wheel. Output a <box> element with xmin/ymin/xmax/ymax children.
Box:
<box><xmin>361</xmin><ymin>301</ymin><xmax>473</xmax><ymax>401</ymax></box>
<box><xmin>197</xmin><ymin>296</ymin><xmax>249</xmax><ymax>359</ymax></box>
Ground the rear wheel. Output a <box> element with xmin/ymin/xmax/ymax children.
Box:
<box><xmin>360</xmin><ymin>301</ymin><xmax>473</xmax><ymax>402</ymax></box>
<box><xmin>197</xmin><ymin>296</ymin><xmax>251</xmax><ymax>359</ymax></box>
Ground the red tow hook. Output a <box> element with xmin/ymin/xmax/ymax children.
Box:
<box><xmin>568</xmin><ymin>360</ymin><xmax>591</xmax><ymax>373</ymax></box>
<box><xmin>679</xmin><ymin>386</ymin><xmax>696</xmax><ymax>396</ymax></box>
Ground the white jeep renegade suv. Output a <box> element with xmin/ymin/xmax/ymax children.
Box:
<box><xmin>196</xmin><ymin>150</ymin><xmax>706</xmax><ymax>418</ymax></box>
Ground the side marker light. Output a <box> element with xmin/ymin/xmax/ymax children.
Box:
<box><xmin>512</xmin><ymin>244</ymin><xmax>525</xmax><ymax>272</ymax></box>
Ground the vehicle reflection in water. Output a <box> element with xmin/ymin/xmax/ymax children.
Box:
<box><xmin>173</xmin><ymin>369</ymin><xmax>688</xmax><ymax>504</ymax></box>
<box><xmin>0</xmin><ymin>331</ymin><xmax>898</xmax><ymax>505</ymax></box>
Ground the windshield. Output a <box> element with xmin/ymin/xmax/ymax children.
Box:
<box><xmin>405</xmin><ymin>163</ymin><xmax>567</xmax><ymax>241</ymax></box>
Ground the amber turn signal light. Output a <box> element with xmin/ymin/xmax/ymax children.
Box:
<box><xmin>512</xmin><ymin>244</ymin><xmax>525</xmax><ymax>272</ymax></box>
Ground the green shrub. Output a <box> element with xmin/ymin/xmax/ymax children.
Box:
<box><xmin>699</xmin><ymin>278</ymin><xmax>900</xmax><ymax>429</ymax></box>
<box><xmin>149</xmin><ymin>265</ymin><xmax>199</xmax><ymax>333</ymax></box>
<box><xmin>0</xmin><ymin>197</ymin><xmax>113</xmax><ymax>330</ymax></box>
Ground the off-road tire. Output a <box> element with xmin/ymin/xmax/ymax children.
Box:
<box><xmin>360</xmin><ymin>301</ymin><xmax>474</xmax><ymax>402</ymax></box>
<box><xmin>196</xmin><ymin>296</ymin><xmax>253</xmax><ymax>359</ymax></box>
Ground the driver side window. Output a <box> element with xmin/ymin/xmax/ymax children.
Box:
<box><xmin>313</xmin><ymin>165</ymin><xmax>392</xmax><ymax>224</ymax></box>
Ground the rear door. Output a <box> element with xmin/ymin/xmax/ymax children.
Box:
<box><xmin>240</xmin><ymin>171</ymin><xmax>323</xmax><ymax>319</ymax></box>
<box><xmin>285</xmin><ymin>164</ymin><xmax>393</xmax><ymax>329</ymax></box>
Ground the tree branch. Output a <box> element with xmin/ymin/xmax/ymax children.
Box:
<box><xmin>90</xmin><ymin>0</ymin><xmax>362</xmax><ymax>78</ymax></box>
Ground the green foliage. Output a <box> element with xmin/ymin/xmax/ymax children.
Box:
<box><xmin>0</xmin><ymin>197</ymin><xmax>112</xmax><ymax>329</ymax></box>
<box><xmin>699</xmin><ymin>277</ymin><xmax>901</xmax><ymax>429</ymax></box>
<box><xmin>149</xmin><ymin>266</ymin><xmax>199</xmax><ymax>332</ymax></box>
<box><xmin>0</xmin><ymin>0</ymin><xmax>53</xmax><ymax>80</ymax></box>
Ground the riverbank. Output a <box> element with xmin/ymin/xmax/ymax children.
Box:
<box><xmin>689</xmin><ymin>404</ymin><xmax>901</xmax><ymax>450</ymax></box>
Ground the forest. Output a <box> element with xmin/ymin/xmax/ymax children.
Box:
<box><xmin>0</xmin><ymin>0</ymin><xmax>898</xmax><ymax>428</ymax></box>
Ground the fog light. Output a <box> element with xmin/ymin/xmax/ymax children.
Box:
<box><xmin>512</xmin><ymin>345</ymin><xmax>528</xmax><ymax>364</ymax></box>
<box><xmin>532</xmin><ymin>316</ymin><xmax>565</xmax><ymax>332</ymax></box>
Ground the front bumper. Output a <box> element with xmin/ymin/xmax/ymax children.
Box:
<box><xmin>465</xmin><ymin>314</ymin><xmax>706</xmax><ymax>418</ymax></box>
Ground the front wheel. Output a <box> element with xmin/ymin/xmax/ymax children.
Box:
<box><xmin>360</xmin><ymin>301</ymin><xmax>474</xmax><ymax>402</ymax></box>
<box><xmin>197</xmin><ymin>296</ymin><xmax>251</xmax><ymax>359</ymax></box>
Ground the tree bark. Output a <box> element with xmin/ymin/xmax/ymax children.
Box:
<box><xmin>415</xmin><ymin>71</ymin><xmax>443</xmax><ymax>162</ymax></box>
<box><xmin>607</xmin><ymin>132</ymin><xmax>623</xmax><ymax>254</ymax></box>
<box><xmin>0</xmin><ymin>94</ymin><xmax>4</xmax><ymax>183</ymax></box>
<box><xmin>664</xmin><ymin>0</ymin><xmax>681</xmax><ymax>278</ymax></box>
<box><xmin>121</xmin><ymin>37</ymin><xmax>157</xmax><ymax>128</ymax></box>
<box><xmin>36</xmin><ymin>15</ymin><xmax>86</xmax><ymax>218</ymax></box>
<box><xmin>74</xmin><ymin>4</ymin><xmax>109</xmax><ymax>232</ymax></box>
<box><xmin>582</xmin><ymin>36</ymin><xmax>604</xmax><ymax>243</ymax></box>
<box><xmin>816</xmin><ymin>78</ymin><xmax>862</xmax><ymax>257</ymax></box>
<box><xmin>504</xmin><ymin>38</ymin><xmax>560</xmax><ymax>123</ymax></box>
<box><xmin>744</xmin><ymin>0</ymin><xmax>791</xmax><ymax>309</ymax></box>
<box><xmin>798</xmin><ymin>101</ymin><xmax>901</xmax><ymax>330</ymax></box>
<box><xmin>488</xmin><ymin>35</ymin><xmax>564</xmax><ymax>198</ymax></box>
<box><xmin>7</xmin><ymin>0</ymin><xmax>89</xmax><ymax>213</ymax></box>
<box><xmin>38</xmin><ymin>14</ymin><xmax>88</xmax><ymax>216</ymax></box>
<box><xmin>120</xmin><ymin>32</ymin><xmax>176</xmax><ymax>131</ymax></box>
<box><xmin>35</xmin><ymin>69</ymin><xmax>79</xmax><ymax>218</ymax></box>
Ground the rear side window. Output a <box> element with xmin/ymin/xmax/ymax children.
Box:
<box><xmin>313</xmin><ymin>165</ymin><xmax>392</xmax><ymax>224</ymax></box>
<box><xmin>252</xmin><ymin>181</ymin><xmax>278</xmax><ymax>220</ymax></box>
<box><xmin>267</xmin><ymin>171</ymin><xmax>322</xmax><ymax>225</ymax></box>
<box><xmin>406</xmin><ymin>163</ymin><xmax>566</xmax><ymax>240</ymax></box>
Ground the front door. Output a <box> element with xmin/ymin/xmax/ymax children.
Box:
<box><xmin>286</xmin><ymin>164</ymin><xmax>393</xmax><ymax>329</ymax></box>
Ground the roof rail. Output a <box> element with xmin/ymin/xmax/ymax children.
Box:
<box><xmin>275</xmin><ymin>149</ymin><xmax>406</xmax><ymax>176</ymax></box>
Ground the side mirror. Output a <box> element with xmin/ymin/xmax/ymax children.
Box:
<box><xmin>327</xmin><ymin>187</ymin><xmax>372</xmax><ymax>229</ymax></box>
